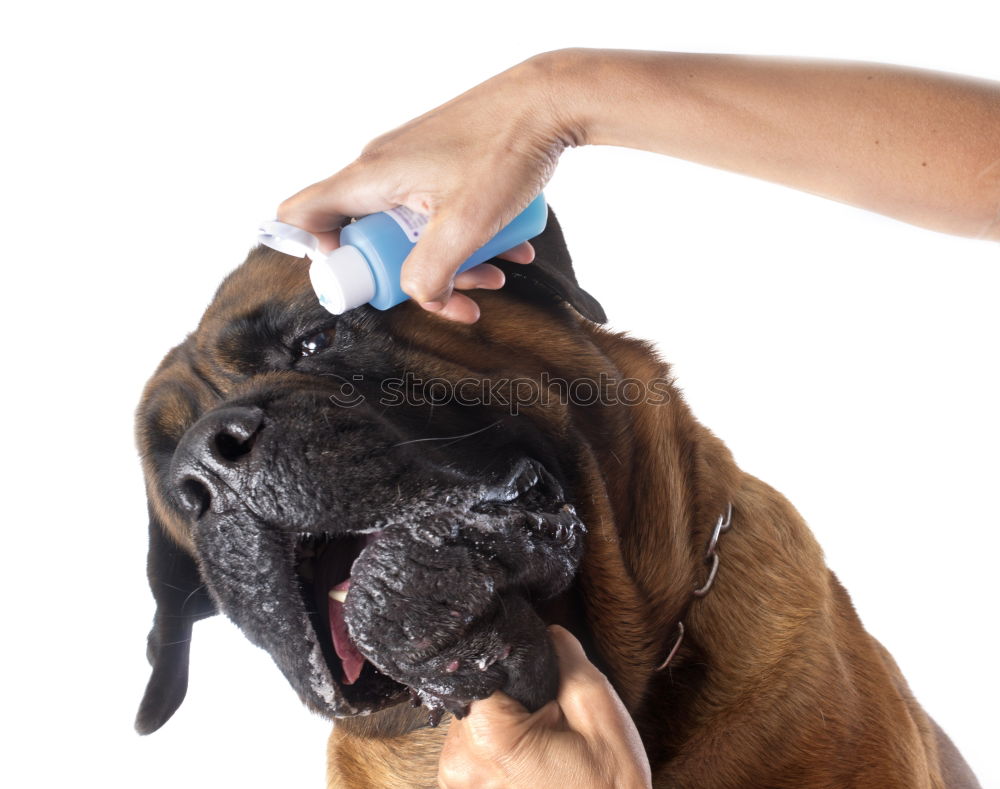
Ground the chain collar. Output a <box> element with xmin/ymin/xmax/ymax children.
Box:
<box><xmin>655</xmin><ymin>502</ymin><xmax>733</xmax><ymax>671</ymax></box>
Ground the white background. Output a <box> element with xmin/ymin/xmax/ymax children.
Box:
<box><xmin>2</xmin><ymin>1</ymin><xmax>997</xmax><ymax>787</ymax></box>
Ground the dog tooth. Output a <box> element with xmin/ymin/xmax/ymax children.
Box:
<box><xmin>328</xmin><ymin>589</ymin><xmax>348</xmax><ymax>603</ymax></box>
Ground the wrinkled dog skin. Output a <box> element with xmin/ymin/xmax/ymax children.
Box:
<box><xmin>135</xmin><ymin>209</ymin><xmax>981</xmax><ymax>788</ymax></box>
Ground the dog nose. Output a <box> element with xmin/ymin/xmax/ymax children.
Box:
<box><xmin>171</xmin><ymin>406</ymin><xmax>264</xmax><ymax>518</ymax></box>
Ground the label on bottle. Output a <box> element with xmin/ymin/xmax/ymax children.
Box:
<box><xmin>384</xmin><ymin>205</ymin><xmax>429</xmax><ymax>243</ymax></box>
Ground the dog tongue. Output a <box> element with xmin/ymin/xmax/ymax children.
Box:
<box><xmin>328</xmin><ymin>580</ymin><xmax>366</xmax><ymax>685</ymax></box>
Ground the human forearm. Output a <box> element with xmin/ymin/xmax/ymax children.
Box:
<box><xmin>536</xmin><ymin>49</ymin><xmax>1000</xmax><ymax>240</ymax></box>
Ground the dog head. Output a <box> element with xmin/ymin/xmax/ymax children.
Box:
<box><xmin>134</xmin><ymin>208</ymin><xmax>623</xmax><ymax>733</ymax></box>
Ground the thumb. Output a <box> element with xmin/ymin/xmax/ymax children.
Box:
<box><xmin>461</xmin><ymin>691</ymin><xmax>562</xmax><ymax>754</ymax></box>
<box><xmin>399</xmin><ymin>205</ymin><xmax>502</xmax><ymax>306</ymax></box>
<box><xmin>461</xmin><ymin>691</ymin><xmax>531</xmax><ymax>750</ymax></box>
<box><xmin>547</xmin><ymin>625</ymin><xmax>623</xmax><ymax>736</ymax></box>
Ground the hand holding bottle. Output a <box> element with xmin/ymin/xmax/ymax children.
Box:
<box><xmin>276</xmin><ymin>56</ymin><xmax>570</xmax><ymax>323</ymax></box>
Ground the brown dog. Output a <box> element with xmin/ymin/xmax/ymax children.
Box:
<box><xmin>135</xmin><ymin>209</ymin><xmax>981</xmax><ymax>788</ymax></box>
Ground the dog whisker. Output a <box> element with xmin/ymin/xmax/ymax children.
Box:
<box><xmin>389</xmin><ymin>420</ymin><xmax>502</xmax><ymax>449</ymax></box>
<box><xmin>180</xmin><ymin>584</ymin><xmax>209</xmax><ymax>612</ymax></box>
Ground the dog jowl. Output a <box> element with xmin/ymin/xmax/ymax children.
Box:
<box><xmin>134</xmin><ymin>209</ymin><xmax>605</xmax><ymax>734</ymax></box>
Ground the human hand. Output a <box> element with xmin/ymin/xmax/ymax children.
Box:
<box><xmin>277</xmin><ymin>54</ymin><xmax>574</xmax><ymax>323</ymax></box>
<box><xmin>437</xmin><ymin>625</ymin><xmax>653</xmax><ymax>789</ymax></box>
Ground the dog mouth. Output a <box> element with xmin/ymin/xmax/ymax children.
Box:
<box><xmin>294</xmin><ymin>530</ymin><xmax>406</xmax><ymax>707</ymax></box>
<box><xmin>189</xmin><ymin>454</ymin><xmax>581</xmax><ymax>722</ymax></box>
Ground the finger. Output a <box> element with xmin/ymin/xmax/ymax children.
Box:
<box><xmin>549</xmin><ymin>625</ymin><xmax>602</xmax><ymax>682</ymax></box>
<box><xmin>469</xmin><ymin>690</ymin><xmax>533</xmax><ymax>721</ymax></box>
<box><xmin>431</xmin><ymin>291</ymin><xmax>481</xmax><ymax>324</ymax></box>
<box><xmin>461</xmin><ymin>693</ymin><xmax>565</xmax><ymax>751</ymax></box>
<box><xmin>548</xmin><ymin>626</ymin><xmax>622</xmax><ymax>734</ymax></box>
<box><xmin>400</xmin><ymin>207</ymin><xmax>499</xmax><ymax>304</ymax></box>
<box><xmin>312</xmin><ymin>228</ymin><xmax>342</xmax><ymax>255</ymax></box>
<box><xmin>495</xmin><ymin>241</ymin><xmax>536</xmax><ymax>265</ymax></box>
<box><xmin>459</xmin><ymin>691</ymin><xmax>533</xmax><ymax>754</ymax></box>
<box><xmin>549</xmin><ymin>626</ymin><xmax>649</xmax><ymax>775</ymax></box>
<box><xmin>438</xmin><ymin>729</ymin><xmax>505</xmax><ymax>789</ymax></box>
<box><xmin>438</xmin><ymin>722</ymin><xmax>473</xmax><ymax>789</ymax></box>
<box><xmin>454</xmin><ymin>263</ymin><xmax>505</xmax><ymax>291</ymax></box>
<box><xmin>276</xmin><ymin>162</ymin><xmax>396</xmax><ymax>234</ymax></box>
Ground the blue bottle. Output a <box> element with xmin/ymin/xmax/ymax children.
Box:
<box><xmin>258</xmin><ymin>193</ymin><xmax>548</xmax><ymax>314</ymax></box>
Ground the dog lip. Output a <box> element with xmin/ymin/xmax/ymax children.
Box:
<box><xmin>191</xmin><ymin>514</ymin><xmax>408</xmax><ymax>720</ymax></box>
<box><xmin>192</xmin><ymin>458</ymin><xmax>571</xmax><ymax>721</ymax></box>
<box><xmin>474</xmin><ymin>457</ymin><xmax>564</xmax><ymax>509</ymax></box>
<box><xmin>294</xmin><ymin>528</ymin><xmax>408</xmax><ymax>712</ymax></box>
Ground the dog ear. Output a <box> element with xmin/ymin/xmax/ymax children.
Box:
<box><xmin>495</xmin><ymin>205</ymin><xmax>607</xmax><ymax>324</ymax></box>
<box><xmin>135</xmin><ymin>509</ymin><xmax>217</xmax><ymax>735</ymax></box>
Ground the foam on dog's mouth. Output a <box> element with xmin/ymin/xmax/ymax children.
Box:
<box><xmin>328</xmin><ymin>580</ymin><xmax>366</xmax><ymax>684</ymax></box>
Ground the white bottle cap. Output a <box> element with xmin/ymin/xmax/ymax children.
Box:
<box><xmin>257</xmin><ymin>220</ymin><xmax>375</xmax><ymax>314</ymax></box>
<box><xmin>309</xmin><ymin>245</ymin><xmax>376</xmax><ymax>314</ymax></box>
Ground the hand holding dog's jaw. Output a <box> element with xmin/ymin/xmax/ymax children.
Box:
<box><xmin>438</xmin><ymin>626</ymin><xmax>652</xmax><ymax>789</ymax></box>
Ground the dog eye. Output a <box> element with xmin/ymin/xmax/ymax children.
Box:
<box><xmin>297</xmin><ymin>328</ymin><xmax>336</xmax><ymax>357</ymax></box>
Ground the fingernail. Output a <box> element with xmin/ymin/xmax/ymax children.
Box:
<box><xmin>421</xmin><ymin>300</ymin><xmax>444</xmax><ymax>312</ymax></box>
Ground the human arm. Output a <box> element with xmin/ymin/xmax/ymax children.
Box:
<box><xmin>277</xmin><ymin>49</ymin><xmax>1000</xmax><ymax>322</ymax></box>
<box><xmin>548</xmin><ymin>49</ymin><xmax>1000</xmax><ymax>242</ymax></box>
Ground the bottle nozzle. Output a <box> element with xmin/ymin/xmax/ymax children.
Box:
<box><xmin>257</xmin><ymin>220</ymin><xmax>323</xmax><ymax>260</ymax></box>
